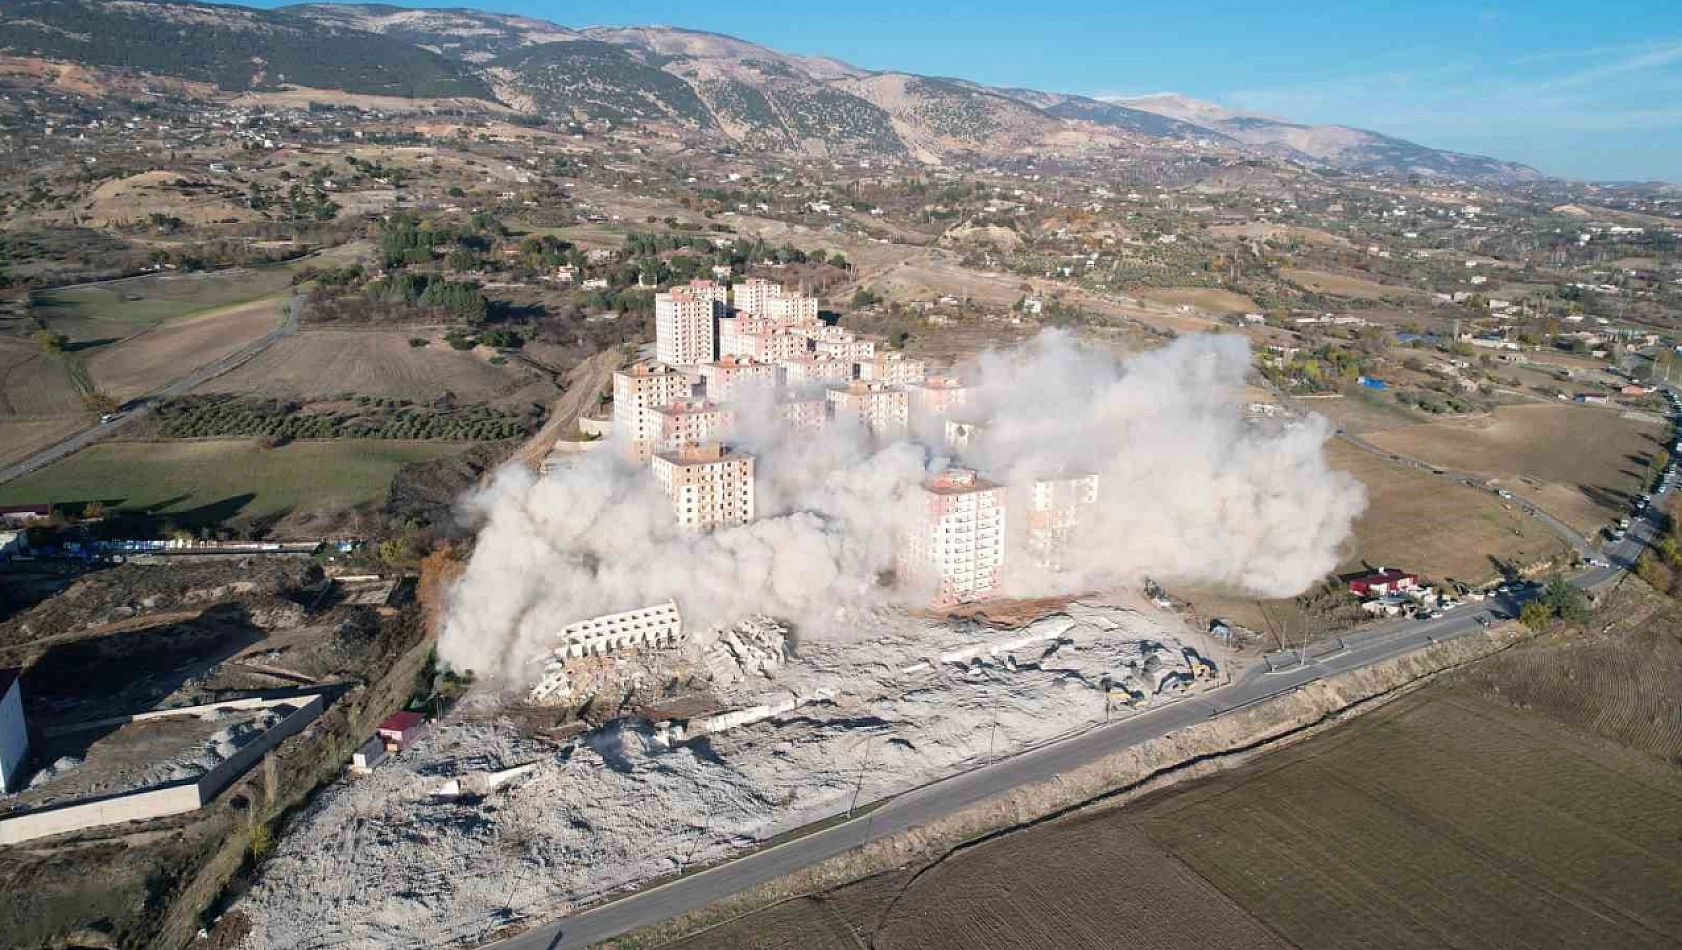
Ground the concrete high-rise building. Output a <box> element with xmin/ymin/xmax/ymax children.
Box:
<box><xmin>613</xmin><ymin>361</ymin><xmax>693</xmax><ymax>461</ymax></box>
<box><xmin>766</xmin><ymin>293</ymin><xmax>820</xmax><ymax>331</ymax></box>
<box><xmin>826</xmin><ymin>380</ymin><xmax>909</xmax><ymax>439</ymax></box>
<box><xmin>726</xmin><ymin>327</ymin><xmax>813</xmax><ymax>363</ymax></box>
<box><xmin>700</xmin><ymin>355</ymin><xmax>780</xmax><ymax>403</ymax></box>
<box><xmin>655</xmin><ymin>286</ymin><xmax>720</xmax><ymax>367</ymax></box>
<box><xmin>777</xmin><ymin>394</ymin><xmax>830</xmax><ymax>432</ymax></box>
<box><xmin>1027</xmin><ymin>473</ymin><xmax>1099</xmax><ymax>570</ymax></box>
<box><xmin>898</xmin><ymin>468</ymin><xmax>1007</xmax><ymax>606</ymax></box>
<box><xmin>945</xmin><ymin>420</ymin><xmax>985</xmax><ymax>454</ymax></box>
<box><xmin>856</xmin><ymin>352</ymin><xmax>927</xmax><ymax>386</ymax></box>
<box><xmin>732</xmin><ymin>277</ymin><xmax>781</xmax><ymax>319</ymax></box>
<box><xmin>778</xmin><ymin>354</ymin><xmax>854</xmax><ymax>389</ymax></box>
<box><xmin>653</xmin><ymin>397</ymin><xmax>737</xmax><ymax>452</ymax></box>
<box><xmin>812</xmin><ymin>329</ymin><xmax>876</xmax><ymax>362</ymax></box>
<box><xmin>651</xmin><ymin>441</ymin><xmax>756</xmax><ymax>529</ymax></box>
<box><xmin>907</xmin><ymin>375</ymin><xmax>971</xmax><ymax>433</ymax></box>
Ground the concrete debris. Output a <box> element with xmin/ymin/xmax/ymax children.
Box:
<box><xmin>233</xmin><ymin>603</ymin><xmax>1215</xmax><ymax>950</ymax></box>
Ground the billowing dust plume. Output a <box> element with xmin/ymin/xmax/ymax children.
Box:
<box><xmin>440</xmin><ymin>331</ymin><xmax>1365</xmax><ymax>680</ymax></box>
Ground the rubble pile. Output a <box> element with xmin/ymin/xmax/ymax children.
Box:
<box><xmin>233</xmin><ymin>603</ymin><xmax>1217</xmax><ymax>950</ymax></box>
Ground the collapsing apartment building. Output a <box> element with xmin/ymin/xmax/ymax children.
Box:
<box><xmin>594</xmin><ymin>278</ymin><xmax>1099</xmax><ymax>611</ymax></box>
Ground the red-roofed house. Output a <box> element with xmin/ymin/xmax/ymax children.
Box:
<box><xmin>377</xmin><ymin>711</ymin><xmax>426</xmax><ymax>752</ymax></box>
<box><xmin>1348</xmin><ymin>569</ymin><xmax>1420</xmax><ymax>597</ymax></box>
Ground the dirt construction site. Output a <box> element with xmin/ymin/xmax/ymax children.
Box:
<box><xmin>227</xmin><ymin>600</ymin><xmax>1225</xmax><ymax>950</ymax></box>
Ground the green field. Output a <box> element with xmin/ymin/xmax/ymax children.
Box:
<box><xmin>30</xmin><ymin>268</ymin><xmax>299</xmax><ymax>333</ymax></box>
<box><xmin>0</xmin><ymin>439</ymin><xmax>464</xmax><ymax>523</ymax></box>
<box><xmin>27</xmin><ymin>244</ymin><xmax>366</xmax><ymax>342</ymax></box>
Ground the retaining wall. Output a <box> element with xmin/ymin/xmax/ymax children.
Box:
<box><xmin>0</xmin><ymin>694</ymin><xmax>327</xmax><ymax>846</ymax></box>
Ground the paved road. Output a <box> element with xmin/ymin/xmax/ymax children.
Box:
<box><xmin>0</xmin><ymin>294</ymin><xmax>302</xmax><ymax>486</ymax></box>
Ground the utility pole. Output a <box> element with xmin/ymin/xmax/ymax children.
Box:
<box><xmin>847</xmin><ymin>737</ymin><xmax>874</xmax><ymax>818</ymax></box>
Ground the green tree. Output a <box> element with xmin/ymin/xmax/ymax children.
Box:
<box><xmin>1520</xmin><ymin>600</ymin><xmax>1553</xmax><ymax>631</ymax></box>
<box><xmin>1541</xmin><ymin>576</ymin><xmax>1590</xmax><ymax>623</ymax></box>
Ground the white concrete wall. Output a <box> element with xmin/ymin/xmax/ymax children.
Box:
<box><xmin>0</xmin><ymin>694</ymin><xmax>327</xmax><ymax>846</ymax></box>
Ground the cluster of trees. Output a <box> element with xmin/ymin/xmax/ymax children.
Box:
<box><xmin>365</xmin><ymin>272</ymin><xmax>488</xmax><ymax>323</ymax></box>
<box><xmin>155</xmin><ymin>396</ymin><xmax>536</xmax><ymax>443</ymax></box>
<box><xmin>1519</xmin><ymin>577</ymin><xmax>1592</xmax><ymax>630</ymax></box>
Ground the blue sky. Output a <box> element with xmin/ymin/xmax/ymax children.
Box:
<box><xmin>266</xmin><ymin>0</ymin><xmax>1682</xmax><ymax>181</ymax></box>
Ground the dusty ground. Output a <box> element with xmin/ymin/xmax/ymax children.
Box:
<box><xmin>198</xmin><ymin>329</ymin><xmax>559</xmax><ymax>406</ymax></box>
<box><xmin>1363</xmin><ymin>403</ymin><xmax>1662</xmax><ymax>534</ymax></box>
<box><xmin>88</xmin><ymin>296</ymin><xmax>288</xmax><ymax>401</ymax></box>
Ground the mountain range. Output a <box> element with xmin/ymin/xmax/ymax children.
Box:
<box><xmin>0</xmin><ymin>0</ymin><xmax>1542</xmax><ymax>183</ymax></box>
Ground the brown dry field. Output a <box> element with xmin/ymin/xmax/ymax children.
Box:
<box><xmin>82</xmin><ymin>170</ymin><xmax>256</xmax><ymax>228</ymax></box>
<box><xmin>1329</xmin><ymin>440</ymin><xmax>1566</xmax><ymax>581</ymax></box>
<box><xmin>0</xmin><ymin>338</ymin><xmax>86</xmax><ymax>463</ymax></box>
<box><xmin>1363</xmin><ymin>403</ymin><xmax>1661</xmax><ymax>533</ymax></box>
<box><xmin>1280</xmin><ymin>267</ymin><xmax>1425</xmax><ymax>300</ymax></box>
<box><xmin>86</xmin><ymin>296</ymin><xmax>285</xmax><ymax>401</ymax></box>
<box><xmin>196</xmin><ymin>329</ymin><xmax>558</xmax><ymax>405</ymax></box>
<box><xmin>1140</xmin><ymin>286</ymin><xmax>1259</xmax><ymax>314</ymax></box>
<box><xmin>1179</xmin><ymin>439</ymin><xmax>1567</xmax><ymax>634</ymax></box>
<box><xmin>669</xmin><ymin>629</ymin><xmax>1682</xmax><ymax>950</ymax></box>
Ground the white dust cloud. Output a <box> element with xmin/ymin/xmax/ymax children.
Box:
<box><xmin>439</xmin><ymin>331</ymin><xmax>1365</xmax><ymax>681</ymax></box>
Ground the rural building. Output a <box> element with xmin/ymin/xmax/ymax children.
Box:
<box><xmin>350</xmin><ymin>736</ymin><xmax>387</xmax><ymax>774</ymax></box>
<box><xmin>0</xmin><ymin>668</ymin><xmax>27</xmax><ymax>792</ymax></box>
<box><xmin>900</xmin><ymin>469</ymin><xmax>1008</xmax><ymax>605</ymax></box>
<box><xmin>651</xmin><ymin>441</ymin><xmax>757</xmax><ymax>529</ymax></box>
<box><xmin>700</xmin><ymin>355</ymin><xmax>780</xmax><ymax>403</ymax></box>
<box><xmin>1348</xmin><ymin>568</ymin><xmax>1419</xmax><ymax>597</ymax></box>
<box><xmin>613</xmin><ymin>361</ymin><xmax>694</xmax><ymax>461</ymax></box>
<box><xmin>827</xmin><ymin>381</ymin><xmax>910</xmax><ymax>439</ymax></box>
<box><xmin>655</xmin><ymin>286</ymin><xmax>721</xmax><ymax>367</ymax></box>
<box><xmin>377</xmin><ymin>711</ymin><xmax>426</xmax><ymax>753</ymax></box>
<box><xmin>0</xmin><ymin>504</ymin><xmax>49</xmax><ymax>527</ymax></box>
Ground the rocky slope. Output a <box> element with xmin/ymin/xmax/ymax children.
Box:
<box><xmin>2</xmin><ymin>0</ymin><xmax>1542</xmax><ymax>180</ymax></box>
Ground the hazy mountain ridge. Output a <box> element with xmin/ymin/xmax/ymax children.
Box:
<box><xmin>1</xmin><ymin>0</ymin><xmax>1542</xmax><ymax>181</ymax></box>
<box><xmin>1114</xmin><ymin>93</ymin><xmax>1541</xmax><ymax>182</ymax></box>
